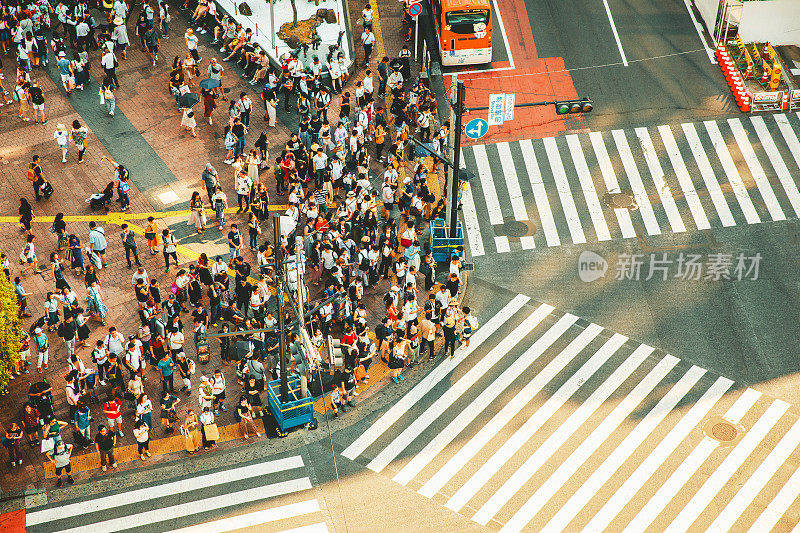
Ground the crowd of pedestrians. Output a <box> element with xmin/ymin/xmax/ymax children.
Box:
<box><xmin>0</xmin><ymin>0</ymin><xmax>479</xmax><ymax>484</ymax></box>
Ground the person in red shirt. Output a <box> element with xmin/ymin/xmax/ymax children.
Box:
<box><xmin>103</xmin><ymin>396</ymin><xmax>124</xmax><ymax>437</ymax></box>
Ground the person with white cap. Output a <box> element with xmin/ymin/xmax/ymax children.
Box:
<box><xmin>33</xmin><ymin>328</ymin><xmax>49</xmax><ymax>373</ymax></box>
<box><xmin>111</xmin><ymin>17</ymin><xmax>129</xmax><ymax>60</ymax></box>
<box><xmin>55</xmin><ymin>51</ymin><xmax>73</xmax><ymax>94</ymax></box>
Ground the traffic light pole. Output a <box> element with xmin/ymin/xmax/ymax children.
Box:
<box><xmin>273</xmin><ymin>215</ymin><xmax>288</xmax><ymax>404</ymax></box>
<box><xmin>450</xmin><ymin>79</ymin><xmax>465</xmax><ymax>237</ymax></box>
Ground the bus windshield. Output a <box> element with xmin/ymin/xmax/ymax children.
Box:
<box><xmin>445</xmin><ymin>9</ymin><xmax>489</xmax><ymax>33</ymax></box>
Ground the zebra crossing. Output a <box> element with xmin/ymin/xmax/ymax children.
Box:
<box><xmin>25</xmin><ymin>455</ymin><xmax>329</xmax><ymax>533</ymax></box>
<box><xmin>461</xmin><ymin>112</ymin><xmax>800</xmax><ymax>257</ymax></box>
<box><xmin>341</xmin><ymin>293</ymin><xmax>800</xmax><ymax>531</ymax></box>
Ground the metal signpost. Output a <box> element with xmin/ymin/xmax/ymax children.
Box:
<box><xmin>408</xmin><ymin>1</ymin><xmax>422</xmax><ymax>59</ymax></box>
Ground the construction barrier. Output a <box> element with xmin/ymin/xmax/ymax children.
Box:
<box><xmin>790</xmin><ymin>89</ymin><xmax>800</xmax><ymax>111</ymax></box>
<box><xmin>750</xmin><ymin>91</ymin><xmax>782</xmax><ymax>113</ymax></box>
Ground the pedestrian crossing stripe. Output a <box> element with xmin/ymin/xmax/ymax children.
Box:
<box><xmin>341</xmin><ymin>293</ymin><xmax>800</xmax><ymax>531</ymax></box>
<box><xmin>25</xmin><ymin>456</ymin><xmax>327</xmax><ymax>533</ymax></box>
<box><xmin>461</xmin><ymin>112</ymin><xmax>800</xmax><ymax>256</ymax></box>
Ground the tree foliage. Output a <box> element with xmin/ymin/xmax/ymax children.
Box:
<box><xmin>0</xmin><ymin>258</ymin><xmax>22</xmax><ymax>391</ymax></box>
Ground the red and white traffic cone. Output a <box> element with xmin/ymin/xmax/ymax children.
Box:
<box><xmin>781</xmin><ymin>92</ymin><xmax>790</xmax><ymax>111</ymax></box>
<box><xmin>739</xmin><ymin>94</ymin><xmax>751</xmax><ymax>113</ymax></box>
<box><xmin>744</xmin><ymin>63</ymin><xmax>753</xmax><ymax>79</ymax></box>
<box><xmin>759</xmin><ymin>70</ymin><xmax>770</xmax><ymax>86</ymax></box>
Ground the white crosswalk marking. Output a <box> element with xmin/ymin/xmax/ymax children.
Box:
<box><xmin>566</xmin><ymin>134</ymin><xmax>612</xmax><ymax>241</ymax></box>
<box><xmin>519</xmin><ymin>139</ymin><xmax>561</xmax><ymax>247</ymax></box>
<box><xmin>473</xmin><ymin>343</ymin><xmax>656</xmax><ymax>525</ymax></box>
<box><xmin>612</xmin><ymin>129</ymin><xmax>661</xmax><ymax>235</ymax></box>
<box><xmin>665</xmin><ymin>400</ymin><xmax>790</xmax><ymax>533</ymax></box>
<box><xmin>748</xmin><ymin>460</ymin><xmax>800</xmax><ymax>532</ymax></box>
<box><xmin>708</xmin><ymin>416</ymin><xmax>800</xmax><ymax>533</ymax></box>
<box><xmin>704</xmin><ymin>120</ymin><xmax>761</xmax><ymax>224</ymax></box>
<box><xmin>472</xmin><ymin>144</ymin><xmax>511</xmax><ymax>253</ymax></box>
<box><xmin>342</xmin><ymin>295</ymin><xmax>530</xmax><ymax>460</ymax></box>
<box><xmin>500</xmin><ymin>353</ymin><xmax>678</xmax><ymax>532</ymax></box>
<box><xmin>728</xmin><ymin>117</ymin><xmax>785</xmax><ymax>221</ymax></box>
<box><xmin>540</xmin><ymin>365</ymin><xmax>708</xmax><ymax>533</ymax></box>
<box><xmin>340</xmin><ymin>292</ymin><xmax>800</xmax><ymax>531</ymax></box>
<box><xmin>657</xmin><ymin>125</ymin><xmax>711</xmax><ymax>230</ymax></box>
<box><xmin>752</xmin><ymin>116</ymin><xmax>800</xmax><ymax>218</ymax></box>
<box><xmin>776</xmin><ymin>113</ymin><xmax>800</xmax><ymax>172</ymax></box>
<box><xmin>635</xmin><ymin>127</ymin><xmax>686</xmax><ymax>233</ymax></box>
<box><xmin>620</xmin><ymin>388</ymin><xmax>763</xmax><ymax>533</ymax></box>
<box><xmin>392</xmin><ymin>311</ymin><xmax>577</xmax><ymax>485</ymax></box>
<box><xmin>458</xmin><ymin>150</ymin><xmax>486</xmax><ymax>257</ymax></box>
<box><xmin>681</xmin><ymin>121</ymin><xmax>737</xmax><ymax>227</ymax></box>
<box><xmin>366</xmin><ymin>303</ymin><xmax>556</xmax><ymax>473</ymax></box>
<box><xmin>169</xmin><ymin>500</ymin><xmax>323</xmax><ymax>533</ymax></box>
<box><xmin>418</xmin><ymin>322</ymin><xmax>604</xmax><ymax>499</ymax></box>
<box><xmin>446</xmin><ymin>332</ymin><xmax>629</xmax><ymax>513</ymax></box>
<box><xmin>26</xmin><ymin>455</ymin><xmax>328</xmax><ymax>533</ymax></box>
<box><xmin>544</xmin><ymin>137</ymin><xmax>587</xmax><ymax>244</ymax></box>
<box><xmin>589</xmin><ymin>131</ymin><xmax>637</xmax><ymax>238</ymax></box>
<box><xmin>460</xmin><ymin>115</ymin><xmax>800</xmax><ymax>254</ymax></box>
<box><xmin>496</xmin><ymin>142</ymin><xmax>534</xmax><ymax>249</ymax></box>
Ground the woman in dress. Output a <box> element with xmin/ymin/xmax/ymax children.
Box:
<box><xmin>237</xmin><ymin>397</ymin><xmax>260</xmax><ymax>439</ymax></box>
<box><xmin>49</xmin><ymin>252</ymin><xmax>70</xmax><ymax>290</ymax></box>
<box><xmin>74</xmin><ymin>307</ymin><xmax>91</xmax><ymax>347</ymax></box>
<box><xmin>144</xmin><ymin>216</ymin><xmax>160</xmax><ymax>254</ymax></box>
<box><xmin>187</xmin><ymin>191</ymin><xmax>206</xmax><ymax>233</ymax></box>
<box><xmin>180</xmin><ymin>108</ymin><xmax>197</xmax><ymax>137</ymax></box>
<box><xmin>201</xmin><ymin>87</ymin><xmax>216</xmax><ymax>125</ymax></box>
<box><xmin>183</xmin><ymin>409</ymin><xmax>202</xmax><ymax>454</ymax></box>
<box><xmin>246</xmin><ymin>149</ymin><xmax>260</xmax><ymax>184</ymax></box>
<box><xmin>196</xmin><ymin>253</ymin><xmax>213</xmax><ymax>286</ymax></box>
<box><xmin>86</xmin><ymin>280</ymin><xmax>108</xmax><ymax>325</ymax></box>
<box><xmin>249</xmin><ymin>189</ymin><xmax>263</xmax><ymax>225</ymax></box>
<box><xmin>182</xmin><ymin>53</ymin><xmax>196</xmax><ymax>88</ymax></box>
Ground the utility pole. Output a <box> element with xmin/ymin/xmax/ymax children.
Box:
<box><xmin>273</xmin><ymin>215</ymin><xmax>288</xmax><ymax>404</ymax></box>
<box><xmin>450</xmin><ymin>79</ymin><xmax>465</xmax><ymax>237</ymax></box>
<box><xmin>294</xmin><ymin>236</ymin><xmax>308</xmax><ymax>399</ymax></box>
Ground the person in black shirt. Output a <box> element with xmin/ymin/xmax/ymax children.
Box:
<box><xmin>84</xmin><ymin>265</ymin><xmax>99</xmax><ymax>289</ymax></box>
<box><xmin>232</xmin><ymin>118</ymin><xmax>246</xmax><ymax>158</ymax></box>
<box><xmin>95</xmin><ymin>425</ymin><xmax>117</xmax><ymax>471</ymax></box>
<box><xmin>191</xmin><ymin>305</ymin><xmax>208</xmax><ymax>328</ymax></box>
<box><xmin>208</xmin><ymin>283</ymin><xmax>222</xmax><ymax>326</ymax></box>
<box><xmin>245</xmin><ymin>376</ymin><xmax>263</xmax><ymax>418</ymax></box>
<box><xmin>28</xmin><ymin>81</ymin><xmax>47</xmax><ymax>124</ymax></box>
<box><xmin>149</xmin><ymin>279</ymin><xmax>162</xmax><ymax>308</ymax></box>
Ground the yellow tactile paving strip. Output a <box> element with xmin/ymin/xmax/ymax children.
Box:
<box><xmin>44</xmin><ymin>419</ymin><xmax>265</xmax><ymax>478</ymax></box>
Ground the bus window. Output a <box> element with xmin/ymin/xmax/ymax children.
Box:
<box><xmin>445</xmin><ymin>9</ymin><xmax>489</xmax><ymax>34</ymax></box>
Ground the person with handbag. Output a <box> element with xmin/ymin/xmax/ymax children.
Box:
<box><xmin>160</xmin><ymin>389</ymin><xmax>180</xmax><ymax>433</ymax></box>
<box><xmin>199</xmin><ymin>406</ymin><xmax>217</xmax><ymax>448</ymax></box>
<box><xmin>133</xmin><ymin>419</ymin><xmax>152</xmax><ymax>461</ymax></box>
<box><xmin>236</xmin><ymin>396</ymin><xmax>260</xmax><ymax>439</ymax></box>
<box><xmin>183</xmin><ymin>409</ymin><xmax>202</xmax><ymax>453</ymax></box>
<box><xmin>388</xmin><ymin>337</ymin><xmax>407</xmax><ymax>383</ymax></box>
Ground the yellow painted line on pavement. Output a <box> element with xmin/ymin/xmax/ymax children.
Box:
<box><xmin>0</xmin><ymin>205</ymin><xmax>300</xmax><ymax>224</ymax></box>
<box><xmin>371</xmin><ymin>0</ymin><xmax>386</xmax><ymax>60</ymax></box>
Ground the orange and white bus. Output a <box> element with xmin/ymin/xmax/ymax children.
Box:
<box><xmin>430</xmin><ymin>0</ymin><xmax>492</xmax><ymax>66</ymax></box>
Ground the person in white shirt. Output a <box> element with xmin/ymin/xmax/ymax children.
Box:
<box><xmin>235</xmin><ymin>172</ymin><xmax>252</xmax><ymax>213</ymax></box>
<box><xmin>113</xmin><ymin>0</ymin><xmax>128</xmax><ymax>20</ymax></box>
<box><xmin>185</xmin><ymin>28</ymin><xmax>200</xmax><ymax>62</ymax></box>
<box><xmin>101</xmin><ymin>46</ymin><xmax>119</xmax><ymax>88</ymax></box>
<box><xmin>363</xmin><ymin>71</ymin><xmax>374</xmax><ymax>99</ymax></box>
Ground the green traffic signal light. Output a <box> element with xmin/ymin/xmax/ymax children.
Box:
<box><xmin>554</xmin><ymin>98</ymin><xmax>593</xmax><ymax>114</ymax></box>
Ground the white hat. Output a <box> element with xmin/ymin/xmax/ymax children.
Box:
<box><xmin>390</xmin><ymin>285</ymin><xmax>400</xmax><ymax>292</ymax></box>
<box><xmin>58</xmin><ymin>51</ymin><xmax>66</xmax><ymax>57</ymax></box>
<box><xmin>35</xmin><ymin>327</ymin><xmax>42</xmax><ymax>334</ymax></box>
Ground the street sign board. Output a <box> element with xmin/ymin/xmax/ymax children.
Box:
<box><xmin>504</xmin><ymin>93</ymin><xmax>515</xmax><ymax>121</ymax></box>
<box><xmin>407</xmin><ymin>1</ymin><xmax>422</xmax><ymax>17</ymax></box>
<box><xmin>488</xmin><ymin>93</ymin><xmax>505</xmax><ymax>125</ymax></box>
<box><xmin>465</xmin><ymin>118</ymin><xmax>488</xmax><ymax>139</ymax></box>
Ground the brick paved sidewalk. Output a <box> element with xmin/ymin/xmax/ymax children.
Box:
<box><xmin>0</xmin><ymin>0</ymin><xmax>446</xmax><ymax>498</ymax></box>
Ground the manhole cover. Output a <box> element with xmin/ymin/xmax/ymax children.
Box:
<box><xmin>503</xmin><ymin>220</ymin><xmax>529</xmax><ymax>237</ymax></box>
<box><xmin>603</xmin><ymin>191</ymin><xmax>638</xmax><ymax>211</ymax></box>
<box><xmin>711</xmin><ymin>421</ymin><xmax>738</xmax><ymax>442</ymax></box>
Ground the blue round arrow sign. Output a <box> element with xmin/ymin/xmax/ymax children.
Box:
<box><xmin>465</xmin><ymin>118</ymin><xmax>488</xmax><ymax>139</ymax></box>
